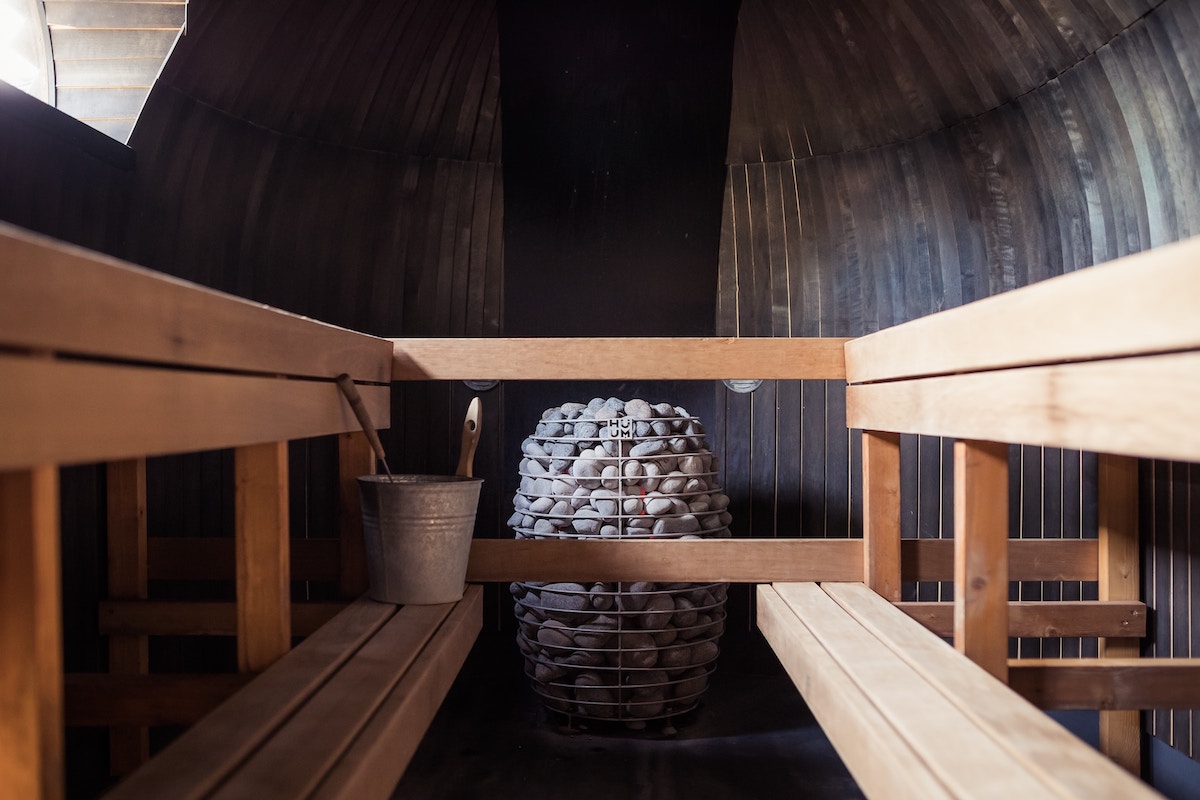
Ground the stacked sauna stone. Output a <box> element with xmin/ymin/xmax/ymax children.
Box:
<box><xmin>508</xmin><ymin>397</ymin><xmax>731</xmax><ymax>727</ymax></box>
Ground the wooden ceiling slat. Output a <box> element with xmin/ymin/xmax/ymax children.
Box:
<box><xmin>45</xmin><ymin>1</ymin><xmax>186</xmax><ymax>29</ymax></box>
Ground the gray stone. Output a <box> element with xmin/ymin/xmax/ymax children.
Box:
<box><xmin>629</xmin><ymin>439</ymin><xmax>666</xmax><ymax>458</ymax></box>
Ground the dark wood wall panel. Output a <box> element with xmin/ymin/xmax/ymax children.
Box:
<box><xmin>728</xmin><ymin>0</ymin><xmax>1161</xmax><ymax>164</ymax></box>
<box><xmin>720</xmin><ymin>0</ymin><xmax>1200</xmax><ymax>759</ymax></box>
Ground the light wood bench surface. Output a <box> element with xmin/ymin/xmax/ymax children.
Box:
<box><xmin>104</xmin><ymin>586</ymin><xmax>482</xmax><ymax>800</ymax></box>
<box><xmin>758</xmin><ymin>582</ymin><xmax>1160</xmax><ymax>799</ymax></box>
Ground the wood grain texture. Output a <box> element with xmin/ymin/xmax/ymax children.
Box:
<box><xmin>309</xmin><ymin>585</ymin><xmax>483</xmax><ymax>800</ymax></box>
<box><xmin>756</xmin><ymin>585</ymin><xmax>955</xmax><ymax>800</ymax></box>
<box><xmin>823</xmin><ymin>582</ymin><xmax>1157</xmax><ymax>799</ymax></box>
<box><xmin>390</xmin><ymin>337</ymin><xmax>849</xmax><ymax>380</ymax></box>
<box><xmin>771</xmin><ymin>582</ymin><xmax>1054</xmax><ymax>797</ymax></box>
<box><xmin>105</xmin><ymin>458</ymin><xmax>149</xmax><ymax>775</ymax></box>
<box><xmin>0</xmin><ymin>467</ymin><xmax>63</xmax><ymax>800</ymax></box>
<box><xmin>1010</xmin><ymin>659</ymin><xmax>1200</xmax><ymax>710</ymax></box>
<box><xmin>1098</xmin><ymin>453</ymin><xmax>1143</xmax><ymax>773</ymax></box>
<box><xmin>897</xmin><ymin>600</ymin><xmax>1145</xmax><ymax>638</ymax></box>
<box><xmin>465</xmin><ymin>538</ymin><xmax>864</xmax><ymax>583</ymax></box>
<box><xmin>235</xmin><ymin>442</ymin><xmax>291</xmax><ymax>673</ymax></box>
<box><xmin>862</xmin><ymin>431</ymin><xmax>902</xmax><ymax>600</ymax></box>
<box><xmin>0</xmin><ymin>356</ymin><xmax>390</xmax><ymax>470</ymax></box>
<box><xmin>210</xmin><ymin>602</ymin><xmax>456</xmax><ymax>799</ymax></box>
<box><xmin>954</xmin><ymin>440</ymin><xmax>1011</xmax><ymax>681</ymax></box>
<box><xmin>0</xmin><ymin>221</ymin><xmax>393</xmax><ymax>382</ymax></box>
<box><xmin>104</xmin><ymin>599</ymin><xmax>395</xmax><ymax>800</ymax></box>
<box><xmin>846</xmin><ymin>352</ymin><xmax>1200</xmax><ymax>461</ymax></box>
<box><xmin>338</xmin><ymin>432</ymin><xmax>374</xmax><ymax>598</ymax></box>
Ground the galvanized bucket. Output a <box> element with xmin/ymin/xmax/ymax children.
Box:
<box><xmin>358</xmin><ymin>474</ymin><xmax>483</xmax><ymax>605</ymax></box>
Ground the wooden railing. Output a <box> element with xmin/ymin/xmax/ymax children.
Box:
<box><xmin>4</xmin><ymin>216</ymin><xmax>1197</xmax><ymax>796</ymax></box>
<box><xmin>842</xmin><ymin>233</ymin><xmax>1200</xmax><ymax>775</ymax></box>
<box><xmin>0</xmin><ymin>221</ymin><xmax>392</xmax><ymax>798</ymax></box>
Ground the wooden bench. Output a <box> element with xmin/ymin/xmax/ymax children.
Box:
<box><xmin>104</xmin><ymin>586</ymin><xmax>482</xmax><ymax>799</ymax></box>
<box><xmin>757</xmin><ymin>582</ymin><xmax>1158</xmax><ymax>799</ymax></box>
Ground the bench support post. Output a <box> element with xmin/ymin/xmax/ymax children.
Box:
<box><xmin>235</xmin><ymin>442</ymin><xmax>292</xmax><ymax>673</ymax></box>
<box><xmin>1098</xmin><ymin>453</ymin><xmax>1142</xmax><ymax>775</ymax></box>
<box><xmin>953</xmin><ymin>440</ymin><xmax>1009</xmax><ymax>682</ymax></box>
<box><xmin>107</xmin><ymin>458</ymin><xmax>150</xmax><ymax>775</ymax></box>
<box><xmin>862</xmin><ymin>431</ymin><xmax>902</xmax><ymax>601</ymax></box>
<box><xmin>0</xmin><ymin>466</ymin><xmax>64</xmax><ymax>800</ymax></box>
<box><xmin>338</xmin><ymin>431</ymin><xmax>373</xmax><ymax>598</ymax></box>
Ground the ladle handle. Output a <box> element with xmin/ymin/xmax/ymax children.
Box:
<box><xmin>335</xmin><ymin>374</ymin><xmax>389</xmax><ymax>472</ymax></box>
<box><xmin>457</xmin><ymin>397</ymin><xmax>482</xmax><ymax>478</ymax></box>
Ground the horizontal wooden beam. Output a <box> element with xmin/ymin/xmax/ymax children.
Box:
<box><xmin>146</xmin><ymin>536</ymin><xmax>1097</xmax><ymax>585</ymax></box>
<box><xmin>902</xmin><ymin>538</ymin><xmax>1097</xmax><ymax>582</ymax></box>
<box><xmin>897</xmin><ymin>600</ymin><xmax>1145</xmax><ymax>638</ymax></box>
<box><xmin>845</xmin><ymin>234</ymin><xmax>1200</xmax><ymax>384</ymax></box>
<box><xmin>65</xmin><ymin>674</ymin><xmax>251</xmax><ymax>727</ymax></box>
<box><xmin>0</xmin><ymin>357</ymin><xmax>388</xmax><ymax>470</ymax></box>
<box><xmin>0</xmin><ymin>221</ymin><xmax>391</xmax><ymax>382</ymax></box>
<box><xmin>466</xmin><ymin>538</ymin><xmax>865</xmax><ymax>583</ymax></box>
<box><xmin>846</xmin><ymin>352</ymin><xmax>1200</xmax><ymax>461</ymax></box>
<box><xmin>464</xmin><ymin>537</ymin><xmax>1098</xmax><ymax>583</ymax></box>
<box><xmin>148</xmin><ymin>537</ymin><xmax>340</xmax><ymax>582</ymax></box>
<box><xmin>390</xmin><ymin>337</ymin><xmax>849</xmax><ymax>381</ymax></box>
<box><xmin>99</xmin><ymin>601</ymin><xmax>345</xmax><ymax>637</ymax></box>
<box><xmin>1009</xmin><ymin>659</ymin><xmax>1200</xmax><ymax>710</ymax></box>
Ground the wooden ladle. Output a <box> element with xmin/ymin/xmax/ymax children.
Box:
<box><xmin>456</xmin><ymin>396</ymin><xmax>482</xmax><ymax>478</ymax></box>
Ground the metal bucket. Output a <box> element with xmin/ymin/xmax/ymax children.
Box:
<box><xmin>357</xmin><ymin>474</ymin><xmax>483</xmax><ymax>605</ymax></box>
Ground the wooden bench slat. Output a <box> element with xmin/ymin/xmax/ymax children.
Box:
<box><xmin>104</xmin><ymin>598</ymin><xmax>395</xmax><ymax>800</ymax></box>
<box><xmin>0</xmin><ymin>356</ymin><xmax>390</xmax><ymax>470</ymax></box>
<box><xmin>772</xmin><ymin>582</ymin><xmax>1051</xmax><ymax>797</ymax></box>
<box><xmin>846</xmin><ymin>351</ymin><xmax>1200</xmax><ymax>461</ymax></box>
<box><xmin>209</xmin><ymin>601</ymin><xmax>457</xmax><ymax>800</ymax></box>
<box><xmin>0</xmin><ymin>220</ymin><xmax>392</xmax><ymax>383</ymax></box>
<box><xmin>311</xmin><ymin>584</ymin><xmax>484</xmax><ymax>799</ymax></box>
<box><xmin>822</xmin><ymin>583</ymin><xmax>1158</xmax><ymax>799</ymax></box>
<box><xmin>756</xmin><ymin>585</ymin><xmax>954</xmax><ymax>800</ymax></box>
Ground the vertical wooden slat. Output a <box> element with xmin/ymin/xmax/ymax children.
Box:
<box><xmin>953</xmin><ymin>439</ymin><xmax>1010</xmax><ymax>681</ymax></box>
<box><xmin>0</xmin><ymin>466</ymin><xmax>64</xmax><ymax>800</ymax></box>
<box><xmin>235</xmin><ymin>442</ymin><xmax>291</xmax><ymax>673</ymax></box>
<box><xmin>338</xmin><ymin>432</ymin><xmax>374</xmax><ymax>598</ymax></box>
<box><xmin>1098</xmin><ymin>452</ymin><xmax>1142</xmax><ymax>775</ymax></box>
<box><xmin>862</xmin><ymin>430</ymin><xmax>902</xmax><ymax>600</ymax></box>
<box><xmin>106</xmin><ymin>458</ymin><xmax>149</xmax><ymax>775</ymax></box>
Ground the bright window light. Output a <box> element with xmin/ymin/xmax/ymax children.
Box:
<box><xmin>0</xmin><ymin>0</ymin><xmax>50</xmax><ymax>103</ymax></box>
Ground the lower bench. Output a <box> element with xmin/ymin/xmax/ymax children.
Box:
<box><xmin>757</xmin><ymin>582</ymin><xmax>1158</xmax><ymax>799</ymax></box>
<box><xmin>104</xmin><ymin>584</ymin><xmax>483</xmax><ymax>800</ymax></box>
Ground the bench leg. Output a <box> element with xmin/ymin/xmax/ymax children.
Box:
<box><xmin>107</xmin><ymin>459</ymin><xmax>150</xmax><ymax>775</ymax></box>
<box><xmin>338</xmin><ymin>431</ymin><xmax>373</xmax><ymax>599</ymax></box>
<box><xmin>953</xmin><ymin>440</ymin><xmax>1009</xmax><ymax>682</ymax></box>
<box><xmin>1098</xmin><ymin>453</ymin><xmax>1142</xmax><ymax>775</ymax></box>
<box><xmin>862</xmin><ymin>431</ymin><xmax>902</xmax><ymax>601</ymax></box>
<box><xmin>235</xmin><ymin>442</ymin><xmax>292</xmax><ymax>673</ymax></box>
<box><xmin>0</xmin><ymin>466</ymin><xmax>64</xmax><ymax>800</ymax></box>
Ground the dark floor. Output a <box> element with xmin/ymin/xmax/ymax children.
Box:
<box><xmin>394</xmin><ymin>623</ymin><xmax>865</xmax><ymax>799</ymax></box>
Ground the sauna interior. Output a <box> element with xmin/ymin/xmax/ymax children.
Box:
<box><xmin>3</xmin><ymin>0</ymin><xmax>1200</xmax><ymax>797</ymax></box>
